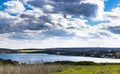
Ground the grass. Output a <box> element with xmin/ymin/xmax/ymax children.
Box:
<box><xmin>116</xmin><ymin>52</ymin><xmax>120</xmax><ymax>56</ymax></box>
<box><xmin>50</xmin><ymin>65</ymin><xmax>120</xmax><ymax>74</ymax></box>
<box><xmin>0</xmin><ymin>64</ymin><xmax>67</xmax><ymax>74</ymax></box>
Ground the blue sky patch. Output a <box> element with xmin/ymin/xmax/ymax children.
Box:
<box><xmin>105</xmin><ymin>0</ymin><xmax>120</xmax><ymax>11</ymax></box>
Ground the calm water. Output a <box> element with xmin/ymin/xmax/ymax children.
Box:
<box><xmin>0</xmin><ymin>54</ymin><xmax>120</xmax><ymax>64</ymax></box>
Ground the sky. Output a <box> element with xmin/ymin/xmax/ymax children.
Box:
<box><xmin>0</xmin><ymin>0</ymin><xmax>120</xmax><ymax>49</ymax></box>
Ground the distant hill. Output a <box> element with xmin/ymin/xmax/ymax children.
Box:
<box><xmin>18</xmin><ymin>47</ymin><xmax>120</xmax><ymax>59</ymax></box>
<box><xmin>0</xmin><ymin>47</ymin><xmax>120</xmax><ymax>59</ymax></box>
<box><xmin>0</xmin><ymin>48</ymin><xmax>18</xmax><ymax>53</ymax></box>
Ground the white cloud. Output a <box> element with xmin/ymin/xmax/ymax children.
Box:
<box><xmin>4</xmin><ymin>1</ymin><xmax>25</xmax><ymax>14</ymax></box>
<box><xmin>0</xmin><ymin>0</ymin><xmax>120</xmax><ymax>49</ymax></box>
<box><xmin>0</xmin><ymin>36</ymin><xmax>120</xmax><ymax>49</ymax></box>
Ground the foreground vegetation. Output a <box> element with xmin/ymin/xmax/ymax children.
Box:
<box><xmin>0</xmin><ymin>64</ymin><xmax>65</xmax><ymax>74</ymax></box>
<box><xmin>51</xmin><ymin>65</ymin><xmax>120</xmax><ymax>74</ymax></box>
<box><xmin>0</xmin><ymin>59</ymin><xmax>120</xmax><ymax>74</ymax></box>
<box><xmin>0</xmin><ymin>59</ymin><xmax>67</xmax><ymax>74</ymax></box>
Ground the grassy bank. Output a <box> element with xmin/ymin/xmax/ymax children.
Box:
<box><xmin>50</xmin><ymin>65</ymin><xmax>120</xmax><ymax>74</ymax></box>
<box><xmin>0</xmin><ymin>59</ymin><xmax>120</xmax><ymax>74</ymax></box>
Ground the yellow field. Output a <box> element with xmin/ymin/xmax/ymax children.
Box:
<box><xmin>19</xmin><ymin>50</ymin><xmax>44</xmax><ymax>53</ymax></box>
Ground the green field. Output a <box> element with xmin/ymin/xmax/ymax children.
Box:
<box><xmin>50</xmin><ymin>65</ymin><xmax>120</xmax><ymax>74</ymax></box>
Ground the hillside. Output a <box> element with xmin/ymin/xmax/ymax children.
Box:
<box><xmin>0</xmin><ymin>48</ymin><xmax>18</xmax><ymax>53</ymax></box>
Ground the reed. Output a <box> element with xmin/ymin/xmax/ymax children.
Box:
<box><xmin>0</xmin><ymin>64</ymin><xmax>66</xmax><ymax>74</ymax></box>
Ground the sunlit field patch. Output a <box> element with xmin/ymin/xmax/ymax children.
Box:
<box><xmin>50</xmin><ymin>65</ymin><xmax>120</xmax><ymax>74</ymax></box>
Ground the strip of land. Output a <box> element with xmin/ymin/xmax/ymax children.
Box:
<box><xmin>0</xmin><ymin>48</ymin><xmax>120</xmax><ymax>59</ymax></box>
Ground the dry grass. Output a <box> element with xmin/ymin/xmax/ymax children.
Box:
<box><xmin>0</xmin><ymin>64</ymin><xmax>67</xmax><ymax>74</ymax></box>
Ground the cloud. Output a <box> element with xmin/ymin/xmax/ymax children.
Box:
<box><xmin>99</xmin><ymin>7</ymin><xmax>120</xmax><ymax>35</ymax></box>
<box><xmin>107</xmin><ymin>26</ymin><xmax>120</xmax><ymax>34</ymax></box>
<box><xmin>0</xmin><ymin>36</ymin><xmax>120</xmax><ymax>49</ymax></box>
<box><xmin>0</xmin><ymin>8</ymin><xmax>90</xmax><ymax>34</ymax></box>
<box><xmin>25</xmin><ymin>0</ymin><xmax>104</xmax><ymax>17</ymax></box>
<box><xmin>3</xmin><ymin>0</ymin><xmax>25</xmax><ymax>14</ymax></box>
<box><xmin>0</xmin><ymin>0</ymin><xmax>120</xmax><ymax>49</ymax></box>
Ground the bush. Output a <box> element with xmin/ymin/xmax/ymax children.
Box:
<box><xmin>0</xmin><ymin>59</ymin><xmax>19</xmax><ymax>65</ymax></box>
<box><xmin>44</xmin><ymin>61</ymin><xmax>120</xmax><ymax>65</ymax></box>
<box><xmin>44</xmin><ymin>61</ymin><xmax>97</xmax><ymax>65</ymax></box>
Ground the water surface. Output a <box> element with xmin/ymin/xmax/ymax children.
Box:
<box><xmin>0</xmin><ymin>54</ymin><xmax>120</xmax><ymax>64</ymax></box>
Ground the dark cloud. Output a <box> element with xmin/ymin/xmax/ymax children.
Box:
<box><xmin>107</xmin><ymin>26</ymin><xmax>120</xmax><ymax>34</ymax></box>
<box><xmin>26</xmin><ymin>0</ymin><xmax>98</xmax><ymax>17</ymax></box>
<box><xmin>52</xmin><ymin>3</ymin><xmax>97</xmax><ymax>17</ymax></box>
<box><xmin>0</xmin><ymin>13</ymin><xmax>53</xmax><ymax>34</ymax></box>
<box><xmin>27</xmin><ymin>0</ymin><xmax>46</xmax><ymax>8</ymax></box>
